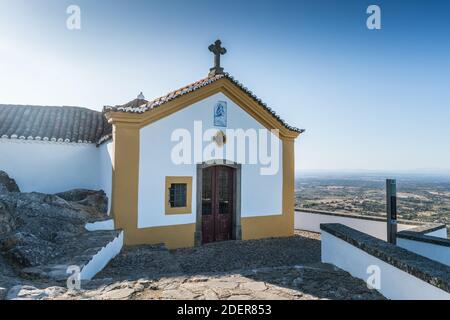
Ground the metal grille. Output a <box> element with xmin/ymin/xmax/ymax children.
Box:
<box><xmin>169</xmin><ymin>183</ymin><xmax>187</xmax><ymax>208</ymax></box>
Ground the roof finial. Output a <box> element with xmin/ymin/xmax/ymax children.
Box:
<box><xmin>208</xmin><ymin>39</ymin><xmax>227</xmax><ymax>76</ymax></box>
<box><xmin>137</xmin><ymin>92</ymin><xmax>145</xmax><ymax>100</ymax></box>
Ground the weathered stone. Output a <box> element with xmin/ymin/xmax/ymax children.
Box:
<box><xmin>227</xmin><ymin>294</ymin><xmax>254</xmax><ymax>300</ymax></box>
<box><xmin>100</xmin><ymin>288</ymin><xmax>135</xmax><ymax>300</ymax></box>
<box><xmin>0</xmin><ymin>201</ymin><xmax>16</xmax><ymax>234</ymax></box>
<box><xmin>0</xmin><ymin>287</ymin><xmax>6</xmax><ymax>300</ymax></box>
<box><xmin>42</xmin><ymin>286</ymin><xmax>67</xmax><ymax>299</ymax></box>
<box><xmin>253</xmin><ymin>291</ymin><xmax>289</xmax><ymax>300</ymax></box>
<box><xmin>0</xmin><ymin>175</ymin><xmax>115</xmax><ymax>274</ymax></box>
<box><xmin>0</xmin><ymin>171</ymin><xmax>20</xmax><ymax>193</ymax></box>
<box><xmin>55</xmin><ymin>189</ymin><xmax>108</xmax><ymax>215</ymax></box>
<box><xmin>133</xmin><ymin>284</ymin><xmax>145</xmax><ymax>293</ymax></box>
<box><xmin>321</xmin><ymin>223</ymin><xmax>450</xmax><ymax>293</ymax></box>
<box><xmin>239</xmin><ymin>281</ymin><xmax>267</xmax><ymax>291</ymax></box>
<box><xmin>207</xmin><ymin>280</ymin><xmax>239</xmax><ymax>290</ymax></box>
<box><xmin>21</xmin><ymin>264</ymin><xmax>70</xmax><ymax>281</ymax></box>
<box><xmin>161</xmin><ymin>289</ymin><xmax>199</xmax><ymax>300</ymax></box>
<box><xmin>180</xmin><ymin>282</ymin><xmax>208</xmax><ymax>293</ymax></box>
<box><xmin>201</xmin><ymin>289</ymin><xmax>219</xmax><ymax>300</ymax></box>
<box><xmin>1</xmin><ymin>232</ymin><xmax>57</xmax><ymax>267</ymax></box>
<box><xmin>6</xmin><ymin>285</ymin><xmax>53</xmax><ymax>300</ymax></box>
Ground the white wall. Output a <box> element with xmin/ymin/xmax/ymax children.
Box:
<box><xmin>425</xmin><ymin>228</ymin><xmax>448</xmax><ymax>238</ymax></box>
<box><xmin>85</xmin><ymin>219</ymin><xmax>115</xmax><ymax>231</ymax></box>
<box><xmin>80</xmin><ymin>231</ymin><xmax>123</xmax><ymax>280</ymax></box>
<box><xmin>0</xmin><ymin>138</ymin><xmax>104</xmax><ymax>194</ymax></box>
<box><xmin>138</xmin><ymin>92</ymin><xmax>283</xmax><ymax>228</ymax></box>
<box><xmin>98</xmin><ymin>141</ymin><xmax>113</xmax><ymax>213</ymax></box>
<box><xmin>322</xmin><ymin>230</ymin><xmax>450</xmax><ymax>300</ymax></box>
<box><xmin>295</xmin><ymin>211</ymin><xmax>417</xmax><ymax>241</ymax></box>
<box><xmin>398</xmin><ymin>237</ymin><xmax>450</xmax><ymax>266</ymax></box>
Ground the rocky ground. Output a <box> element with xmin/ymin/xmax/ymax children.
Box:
<box><xmin>0</xmin><ymin>170</ymin><xmax>384</xmax><ymax>300</ymax></box>
<box><xmin>5</xmin><ymin>231</ymin><xmax>384</xmax><ymax>300</ymax></box>
<box><xmin>0</xmin><ymin>170</ymin><xmax>112</xmax><ymax>297</ymax></box>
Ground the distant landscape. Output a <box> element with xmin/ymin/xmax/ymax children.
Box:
<box><xmin>295</xmin><ymin>171</ymin><xmax>450</xmax><ymax>227</ymax></box>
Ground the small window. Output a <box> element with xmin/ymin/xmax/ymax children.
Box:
<box><xmin>165</xmin><ymin>176</ymin><xmax>192</xmax><ymax>215</ymax></box>
<box><xmin>169</xmin><ymin>183</ymin><xmax>187</xmax><ymax>208</ymax></box>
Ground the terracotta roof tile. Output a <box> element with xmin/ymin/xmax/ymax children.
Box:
<box><xmin>104</xmin><ymin>73</ymin><xmax>304</xmax><ymax>133</ymax></box>
<box><xmin>0</xmin><ymin>74</ymin><xmax>303</xmax><ymax>147</ymax></box>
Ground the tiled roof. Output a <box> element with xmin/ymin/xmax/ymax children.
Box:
<box><xmin>0</xmin><ymin>74</ymin><xmax>303</xmax><ymax>147</ymax></box>
<box><xmin>0</xmin><ymin>104</ymin><xmax>111</xmax><ymax>145</ymax></box>
<box><xmin>104</xmin><ymin>73</ymin><xmax>304</xmax><ymax>133</ymax></box>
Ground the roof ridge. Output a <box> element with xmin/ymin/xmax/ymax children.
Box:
<box><xmin>103</xmin><ymin>73</ymin><xmax>304</xmax><ymax>133</ymax></box>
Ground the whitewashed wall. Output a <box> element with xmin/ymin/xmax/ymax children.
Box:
<box><xmin>424</xmin><ymin>228</ymin><xmax>448</xmax><ymax>238</ymax></box>
<box><xmin>138</xmin><ymin>92</ymin><xmax>283</xmax><ymax>228</ymax></box>
<box><xmin>80</xmin><ymin>231</ymin><xmax>123</xmax><ymax>280</ymax></box>
<box><xmin>398</xmin><ymin>235</ymin><xmax>450</xmax><ymax>266</ymax></box>
<box><xmin>322</xmin><ymin>230</ymin><xmax>450</xmax><ymax>300</ymax></box>
<box><xmin>0</xmin><ymin>139</ymin><xmax>103</xmax><ymax>194</ymax></box>
<box><xmin>295</xmin><ymin>210</ymin><xmax>417</xmax><ymax>241</ymax></box>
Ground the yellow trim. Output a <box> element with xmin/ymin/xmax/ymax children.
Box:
<box><xmin>165</xmin><ymin>176</ymin><xmax>193</xmax><ymax>215</ymax></box>
<box><xmin>126</xmin><ymin>223</ymin><xmax>196</xmax><ymax>249</ymax></box>
<box><xmin>241</xmin><ymin>138</ymin><xmax>295</xmax><ymax>239</ymax></box>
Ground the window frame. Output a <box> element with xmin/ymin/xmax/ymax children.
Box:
<box><xmin>165</xmin><ymin>176</ymin><xmax>192</xmax><ymax>215</ymax></box>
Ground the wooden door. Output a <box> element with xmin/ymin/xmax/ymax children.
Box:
<box><xmin>201</xmin><ymin>166</ymin><xmax>234</xmax><ymax>244</ymax></box>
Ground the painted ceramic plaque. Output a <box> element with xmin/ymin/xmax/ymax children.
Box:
<box><xmin>214</xmin><ymin>101</ymin><xmax>227</xmax><ymax>127</ymax></box>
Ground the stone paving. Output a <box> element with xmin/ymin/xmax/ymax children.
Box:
<box><xmin>4</xmin><ymin>231</ymin><xmax>384</xmax><ymax>300</ymax></box>
<box><xmin>47</xmin><ymin>263</ymin><xmax>383</xmax><ymax>300</ymax></box>
<box><xmin>97</xmin><ymin>230</ymin><xmax>322</xmax><ymax>280</ymax></box>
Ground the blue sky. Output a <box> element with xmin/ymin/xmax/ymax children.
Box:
<box><xmin>0</xmin><ymin>0</ymin><xmax>449</xmax><ymax>172</ymax></box>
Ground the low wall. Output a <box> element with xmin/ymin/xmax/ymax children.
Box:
<box><xmin>295</xmin><ymin>209</ymin><xmax>417</xmax><ymax>241</ymax></box>
<box><xmin>85</xmin><ymin>219</ymin><xmax>115</xmax><ymax>232</ymax></box>
<box><xmin>321</xmin><ymin>223</ymin><xmax>450</xmax><ymax>300</ymax></box>
<box><xmin>80</xmin><ymin>231</ymin><xmax>123</xmax><ymax>280</ymax></box>
<box><xmin>397</xmin><ymin>225</ymin><xmax>450</xmax><ymax>266</ymax></box>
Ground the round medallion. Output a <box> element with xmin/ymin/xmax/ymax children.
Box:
<box><xmin>213</xmin><ymin>130</ymin><xmax>226</xmax><ymax>147</ymax></box>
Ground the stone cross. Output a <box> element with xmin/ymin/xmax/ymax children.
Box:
<box><xmin>208</xmin><ymin>39</ymin><xmax>227</xmax><ymax>76</ymax></box>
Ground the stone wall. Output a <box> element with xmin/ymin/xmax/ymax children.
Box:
<box><xmin>321</xmin><ymin>223</ymin><xmax>450</xmax><ymax>300</ymax></box>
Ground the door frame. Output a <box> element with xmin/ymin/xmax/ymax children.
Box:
<box><xmin>195</xmin><ymin>160</ymin><xmax>242</xmax><ymax>246</ymax></box>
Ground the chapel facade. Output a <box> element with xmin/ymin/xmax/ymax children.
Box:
<box><xmin>0</xmin><ymin>41</ymin><xmax>303</xmax><ymax>248</ymax></box>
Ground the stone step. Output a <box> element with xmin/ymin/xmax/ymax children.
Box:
<box><xmin>21</xmin><ymin>230</ymin><xmax>123</xmax><ymax>281</ymax></box>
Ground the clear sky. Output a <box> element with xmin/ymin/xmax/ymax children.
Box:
<box><xmin>1</xmin><ymin>0</ymin><xmax>449</xmax><ymax>172</ymax></box>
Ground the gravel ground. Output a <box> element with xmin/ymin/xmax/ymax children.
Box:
<box><xmin>173</xmin><ymin>230</ymin><xmax>321</xmax><ymax>274</ymax></box>
<box><xmin>97</xmin><ymin>230</ymin><xmax>321</xmax><ymax>280</ymax></box>
<box><xmin>51</xmin><ymin>264</ymin><xmax>383</xmax><ymax>300</ymax></box>
<box><xmin>4</xmin><ymin>231</ymin><xmax>385</xmax><ymax>300</ymax></box>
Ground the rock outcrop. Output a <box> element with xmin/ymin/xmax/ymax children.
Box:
<box><xmin>0</xmin><ymin>170</ymin><xmax>110</xmax><ymax>270</ymax></box>
<box><xmin>0</xmin><ymin>171</ymin><xmax>20</xmax><ymax>193</ymax></box>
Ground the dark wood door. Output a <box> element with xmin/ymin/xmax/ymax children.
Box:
<box><xmin>201</xmin><ymin>166</ymin><xmax>234</xmax><ymax>244</ymax></box>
